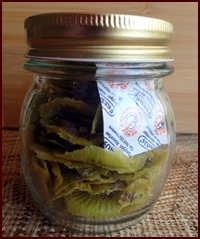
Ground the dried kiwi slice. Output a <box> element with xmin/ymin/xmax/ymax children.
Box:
<box><xmin>132</xmin><ymin>149</ymin><xmax>168</xmax><ymax>182</ymax></box>
<box><xmin>77</xmin><ymin>166</ymin><xmax>109</xmax><ymax>181</ymax></box>
<box><xmin>90</xmin><ymin>180</ymin><xmax>128</xmax><ymax>195</ymax></box>
<box><xmin>76</xmin><ymin>168</ymin><xmax>135</xmax><ymax>184</ymax></box>
<box><xmin>54</xmin><ymin>180</ymin><xmax>122</xmax><ymax>199</ymax></box>
<box><xmin>55</xmin><ymin>146</ymin><xmax>160</xmax><ymax>174</ymax></box>
<box><xmin>129</xmin><ymin>150</ymin><xmax>154</xmax><ymax>172</ymax></box>
<box><xmin>38</xmin><ymin>96</ymin><xmax>104</xmax><ymax>146</ymax></box>
<box><xmin>54</xmin><ymin>182</ymin><xmax>93</xmax><ymax>199</ymax></box>
<box><xmin>149</xmin><ymin>148</ymin><xmax>168</xmax><ymax>167</ymax></box>
<box><xmin>86</xmin><ymin>171</ymin><xmax>135</xmax><ymax>185</ymax></box>
<box><xmin>40</xmin><ymin>121</ymin><xmax>103</xmax><ymax>146</ymax></box>
<box><xmin>31</xmin><ymin>143</ymin><xmax>93</xmax><ymax>169</ymax></box>
<box><xmin>64</xmin><ymin>191</ymin><xmax>124</xmax><ymax>218</ymax></box>
<box><xmin>119</xmin><ymin>195</ymin><xmax>149</xmax><ymax>216</ymax></box>
<box><xmin>55</xmin><ymin>146</ymin><xmax>137</xmax><ymax>174</ymax></box>
<box><xmin>53</xmin><ymin>170</ymin><xmax>112</xmax><ymax>199</ymax></box>
<box><xmin>39</xmin><ymin>97</ymin><xmax>96</xmax><ymax>124</ymax></box>
<box><xmin>119</xmin><ymin>178</ymin><xmax>151</xmax><ymax>207</ymax></box>
<box><xmin>91</xmin><ymin>103</ymin><xmax>103</xmax><ymax>135</ymax></box>
<box><xmin>27</xmin><ymin>154</ymin><xmax>53</xmax><ymax>205</ymax></box>
<box><xmin>50</xmin><ymin>162</ymin><xmax>63</xmax><ymax>190</ymax></box>
<box><xmin>46</xmin><ymin>80</ymin><xmax>100</xmax><ymax>109</ymax></box>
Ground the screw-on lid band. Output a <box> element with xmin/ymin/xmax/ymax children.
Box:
<box><xmin>24</xmin><ymin>13</ymin><xmax>173</xmax><ymax>61</ymax></box>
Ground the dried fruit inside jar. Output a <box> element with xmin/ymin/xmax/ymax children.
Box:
<box><xmin>23</xmin><ymin>78</ymin><xmax>168</xmax><ymax>219</ymax></box>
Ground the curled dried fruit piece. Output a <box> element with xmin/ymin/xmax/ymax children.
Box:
<box><xmin>50</xmin><ymin>162</ymin><xmax>63</xmax><ymax>190</ymax></box>
<box><xmin>64</xmin><ymin>191</ymin><xmax>124</xmax><ymax>218</ymax></box>
<box><xmin>119</xmin><ymin>178</ymin><xmax>151</xmax><ymax>207</ymax></box>
<box><xmin>132</xmin><ymin>149</ymin><xmax>168</xmax><ymax>182</ymax></box>
<box><xmin>52</xmin><ymin>170</ymin><xmax>129</xmax><ymax>200</ymax></box>
<box><xmin>55</xmin><ymin>146</ymin><xmax>137</xmax><ymax>174</ymax></box>
<box><xmin>39</xmin><ymin>97</ymin><xmax>96</xmax><ymax>124</ymax></box>
<box><xmin>27</xmin><ymin>154</ymin><xmax>53</xmax><ymax>205</ymax></box>
<box><xmin>91</xmin><ymin>103</ymin><xmax>103</xmax><ymax>135</ymax></box>
<box><xmin>54</xmin><ymin>181</ymin><xmax>93</xmax><ymax>199</ymax></box>
<box><xmin>77</xmin><ymin>166</ymin><xmax>109</xmax><ymax>181</ymax></box>
<box><xmin>119</xmin><ymin>196</ymin><xmax>149</xmax><ymax>216</ymax></box>
<box><xmin>40</xmin><ymin>121</ymin><xmax>103</xmax><ymax>146</ymax></box>
<box><xmin>38</xmin><ymin>96</ymin><xmax>104</xmax><ymax>147</ymax></box>
<box><xmin>87</xmin><ymin>171</ymin><xmax>135</xmax><ymax>185</ymax></box>
<box><xmin>31</xmin><ymin>143</ymin><xmax>93</xmax><ymax>169</ymax></box>
<box><xmin>38</xmin><ymin>130</ymin><xmax>82</xmax><ymax>151</ymax></box>
<box><xmin>130</xmin><ymin>150</ymin><xmax>154</xmax><ymax>172</ymax></box>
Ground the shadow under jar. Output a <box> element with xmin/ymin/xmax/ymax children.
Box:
<box><xmin>20</xmin><ymin>13</ymin><xmax>176</xmax><ymax>234</ymax></box>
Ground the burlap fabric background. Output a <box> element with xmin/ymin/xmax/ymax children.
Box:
<box><xmin>2</xmin><ymin>130</ymin><xmax>198</xmax><ymax>237</ymax></box>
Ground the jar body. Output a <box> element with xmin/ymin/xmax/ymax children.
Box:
<box><xmin>20</xmin><ymin>60</ymin><xmax>176</xmax><ymax>233</ymax></box>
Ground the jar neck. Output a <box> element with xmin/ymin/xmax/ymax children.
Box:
<box><xmin>23</xmin><ymin>59</ymin><xmax>174</xmax><ymax>80</ymax></box>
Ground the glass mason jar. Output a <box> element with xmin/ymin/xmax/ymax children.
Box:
<box><xmin>20</xmin><ymin>13</ymin><xmax>176</xmax><ymax>234</ymax></box>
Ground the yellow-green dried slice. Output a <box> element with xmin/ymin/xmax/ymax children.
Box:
<box><xmin>55</xmin><ymin>146</ymin><xmax>137</xmax><ymax>174</ymax></box>
<box><xmin>119</xmin><ymin>195</ymin><xmax>149</xmax><ymax>215</ymax></box>
<box><xmin>46</xmin><ymin>81</ymin><xmax>100</xmax><ymax>109</ymax></box>
<box><xmin>91</xmin><ymin>103</ymin><xmax>103</xmax><ymax>135</ymax></box>
<box><xmin>130</xmin><ymin>150</ymin><xmax>154</xmax><ymax>172</ymax></box>
<box><xmin>40</xmin><ymin>152</ymin><xmax>92</xmax><ymax>170</ymax></box>
<box><xmin>22</xmin><ymin>88</ymin><xmax>51</xmax><ymax>147</ymax></box>
<box><xmin>38</xmin><ymin>96</ymin><xmax>104</xmax><ymax>146</ymax></box>
<box><xmin>50</xmin><ymin>162</ymin><xmax>63</xmax><ymax>190</ymax></box>
<box><xmin>76</xmin><ymin>167</ymin><xmax>134</xmax><ymax>184</ymax></box>
<box><xmin>39</xmin><ymin>97</ymin><xmax>96</xmax><ymax>124</ymax></box>
<box><xmin>39</xmin><ymin>136</ymin><xmax>67</xmax><ymax>149</ymax></box>
<box><xmin>84</xmin><ymin>176</ymin><xmax>120</xmax><ymax>185</ymax></box>
<box><xmin>40</xmin><ymin>121</ymin><xmax>103</xmax><ymax>146</ymax></box>
<box><xmin>39</xmin><ymin>131</ymin><xmax>84</xmax><ymax>151</ymax></box>
<box><xmin>132</xmin><ymin>148</ymin><xmax>168</xmax><ymax>182</ymax></box>
<box><xmin>52</xmin><ymin>168</ymin><xmax>109</xmax><ymax>199</ymax></box>
<box><xmin>133</xmin><ymin>164</ymin><xmax>162</xmax><ymax>183</ymax></box>
<box><xmin>55</xmin><ymin>179</ymin><xmax>128</xmax><ymax>200</ymax></box>
<box><xmin>105</xmin><ymin>171</ymin><xmax>135</xmax><ymax>181</ymax></box>
<box><xmin>64</xmin><ymin>191</ymin><xmax>124</xmax><ymax>218</ymax></box>
<box><xmin>53</xmin><ymin>180</ymin><xmax>119</xmax><ymax>199</ymax></box>
<box><xmin>90</xmin><ymin>180</ymin><xmax>128</xmax><ymax>195</ymax></box>
<box><xmin>77</xmin><ymin>166</ymin><xmax>109</xmax><ymax>181</ymax></box>
<box><xmin>87</xmin><ymin>171</ymin><xmax>135</xmax><ymax>185</ymax></box>
<box><xmin>85</xmin><ymin>177</ymin><xmax>118</xmax><ymax>185</ymax></box>
<box><xmin>31</xmin><ymin>143</ymin><xmax>92</xmax><ymax>169</ymax></box>
<box><xmin>52</xmin><ymin>168</ymin><xmax>81</xmax><ymax>195</ymax></box>
<box><xmin>54</xmin><ymin>180</ymin><xmax>90</xmax><ymax>199</ymax></box>
<box><xmin>27</xmin><ymin>154</ymin><xmax>53</xmax><ymax>205</ymax></box>
<box><xmin>119</xmin><ymin>178</ymin><xmax>151</xmax><ymax>207</ymax></box>
<box><xmin>54</xmin><ymin>181</ymin><xmax>93</xmax><ymax>199</ymax></box>
<box><xmin>90</xmin><ymin>184</ymin><xmax>113</xmax><ymax>195</ymax></box>
<box><xmin>150</xmin><ymin>148</ymin><xmax>168</xmax><ymax>167</ymax></box>
<box><xmin>53</xmin><ymin>168</ymin><xmax>129</xmax><ymax>199</ymax></box>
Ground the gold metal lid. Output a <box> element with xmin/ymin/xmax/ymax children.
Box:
<box><xmin>24</xmin><ymin>13</ymin><xmax>173</xmax><ymax>62</ymax></box>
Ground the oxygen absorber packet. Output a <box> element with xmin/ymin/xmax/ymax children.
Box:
<box><xmin>96</xmin><ymin>63</ymin><xmax>168</xmax><ymax>157</ymax></box>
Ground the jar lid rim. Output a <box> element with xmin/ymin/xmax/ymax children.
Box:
<box><xmin>25</xmin><ymin>12</ymin><xmax>173</xmax><ymax>33</ymax></box>
<box><xmin>24</xmin><ymin>12</ymin><xmax>173</xmax><ymax>61</ymax></box>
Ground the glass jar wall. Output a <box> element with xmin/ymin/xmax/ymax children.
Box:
<box><xmin>20</xmin><ymin>59</ymin><xmax>176</xmax><ymax>233</ymax></box>
<box><xmin>20</xmin><ymin>13</ymin><xmax>176</xmax><ymax>234</ymax></box>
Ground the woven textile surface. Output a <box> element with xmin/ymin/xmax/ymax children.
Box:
<box><xmin>2</xmin><ymin>129</ymin><xmax>198</xmax><ymax>237</ymax></box>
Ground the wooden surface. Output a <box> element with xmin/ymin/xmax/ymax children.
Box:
<box><xmin>2</xmin><ymin>2</ymin><xmax>198</xmax><ymax>133</ymax></box>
